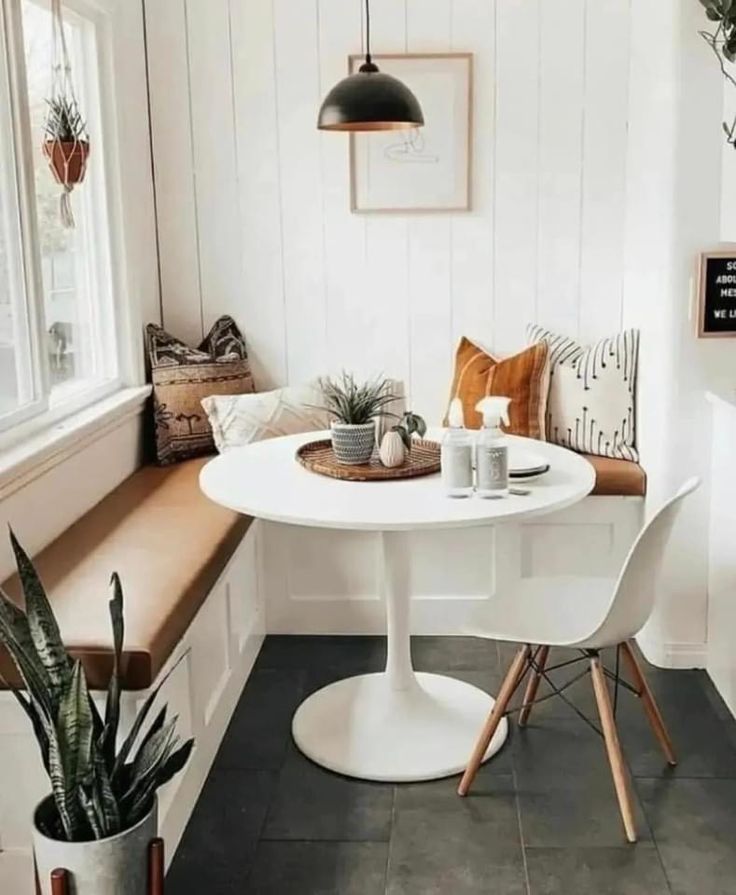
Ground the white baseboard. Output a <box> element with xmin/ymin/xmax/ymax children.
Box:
<box><xmin>636</xmin><ymin>636</ymin><xmax>707</xmax><ymax>670</ymax></box>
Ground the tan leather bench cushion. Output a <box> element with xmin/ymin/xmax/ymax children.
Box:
<box><xmin>1</xmin><ymin>458</ymin><xmax>252</xmax><ymax>691</ymax></box>
<box><xmin>584</xmin><ymin>454</ymin><xmax>646</xmax><ymax>497</ymax></box>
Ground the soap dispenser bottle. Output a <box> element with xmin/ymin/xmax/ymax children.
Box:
<box><xmin>441</xmin><ymin>397</ymin><xmax>474</xmax><ymax>498</ymax></box>
<box><xmin>475</xmin><ymin>396</ymin><xmax>512</xmax><ymax>498</ymax></box>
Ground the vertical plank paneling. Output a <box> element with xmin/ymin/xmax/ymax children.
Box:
<box><xmin>230</xmin><ymin>0</ymin><xmax>287</xmax><ymax>388</ymax></box>
<box><xmin>536</xmin><ymin>0</ymin><xmax>586</xmax><ymax>338</ymax></box>
<box><xmin>273</xmin><ymin>0</ymin><xmax>327</xmax><ymax>382</ymax></box>
<box><xmin>493</xmin><ymin>0</ymin><xmax>540</xmax><ymax>353</ymax></box>
<box><xmin>144</xmin><ymin>0</ymin><xmax>201</xmax><ymax>344</ymax></box>
<box><xmin>361</xmin><ymin>0</ymin><xmax>411</xmax><ymax>385</ymax></box>
<box><xmin>406</xmin><ymin>0</ymin><xmax>453</xmax><ymax>423</ymax></box>
<box><xmin>318</xmin><ymin>0</ymin><xmax>367</xmax><ymax>375</ymax></box>
<box><xmin>186</xmin><ymin>0</ymin><xmax>242</xmax><ymax>338</ymax></box>
<box><xmin>578</xmin><ymin>0</ymin><xmax>630</xmax><ymax>341</ymax></box>
<box><xmin>450</xmin><ymin>0</ymin><xmax>495</xmax><ymax>349</ymax></box>
<box><xmin>148</xmin><ymin>0</ymin><xmax>637</xmax><ymax>396</ymax></box>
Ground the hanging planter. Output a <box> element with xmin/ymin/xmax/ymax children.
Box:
<box><xmin>43</xmin><ymin>97</ymin><xmax>89</xmax><ymax>185</ymax></box>
<box><xmin>43</xmin><ymin>0</ymin><xmax>90</xmax><ymax>227</ymax></box>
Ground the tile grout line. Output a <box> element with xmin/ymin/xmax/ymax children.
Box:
<box><xmin>631</xmin><ymin>777</ymin><xmax>676</xmax><ymax>895</ymax></box>
<box><xmin>511</xmin><ymin>755</ymin><xmax>533</xmax><ymax>895</ymax></box>
<box><xmin>383</xmin><ymin>785</ymin><xmax>398</xmax><ymax>895</ymax></box>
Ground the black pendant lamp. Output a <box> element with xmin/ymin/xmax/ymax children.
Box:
<box><xmin>317</xmin><ymin>0</ymin><xmax>424</xmax><ymax>132</ymax></box>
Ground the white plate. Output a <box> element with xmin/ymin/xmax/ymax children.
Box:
<box><xmin>508</xmin><ymin>446</ymin><xmax>550</xmax><ymax>476</ymax></box>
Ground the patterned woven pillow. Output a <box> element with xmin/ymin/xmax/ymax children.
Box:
<box><xmin>527</xmin><ymin>324</ymin><xmax>639</xmax><ymax>461</ymax></box>
<box><xmin>147</xmin><ymin>316</ymin><xmax>254</xmax><ymax>465</ymax></box>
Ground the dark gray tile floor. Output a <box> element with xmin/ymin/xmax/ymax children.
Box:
<box><xmin>167</xmin><ymin>637</ymin><xmax>736</xmax><ymax>894</ymax></box>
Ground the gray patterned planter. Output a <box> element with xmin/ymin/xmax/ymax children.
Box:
<box><xmin>331</xmin><ymin>422</ymin><xmax>376</xmax><ymax>465</ymax></box>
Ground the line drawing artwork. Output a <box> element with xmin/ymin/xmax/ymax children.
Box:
<box><xmin>383</xmin><ymin>128</ymin><xmax>439</xmax><ymax>164</ymax></box>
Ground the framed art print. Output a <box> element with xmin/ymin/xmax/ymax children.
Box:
<box><xmin>349</xmin><ymin>53</ymin><xmax>473</xmax><ymax>213</ymax></box>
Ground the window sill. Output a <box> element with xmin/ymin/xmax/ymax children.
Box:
<box><xmin>0</xmin><ymin>385</ymin><xmax>151</xmax><ymax>501</ymax></box>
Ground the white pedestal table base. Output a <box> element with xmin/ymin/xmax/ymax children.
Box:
<box><xmin>292</xmin><ymin>671</ymin><xmax>507</xmax><ymax>782</ymax></box>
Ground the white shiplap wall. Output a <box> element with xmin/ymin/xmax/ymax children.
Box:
<box><xmin>145</xmin><ymin>0</ymin><xmax>631</xmax><ymax>422</ymax></box>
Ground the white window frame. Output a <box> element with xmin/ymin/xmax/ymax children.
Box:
<box><xmin>0</xmin><ymin>0</ymin><xmax>142</xmax><ymax>451</ymax></box>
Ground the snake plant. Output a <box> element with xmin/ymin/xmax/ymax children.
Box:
<box><xmin>0</xmin><ymin>531</ymin><xmax>193</xmax><ymax>842</ymax></box>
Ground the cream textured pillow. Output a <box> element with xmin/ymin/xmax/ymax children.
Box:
<box><xmin>201</xmin><ymin>383</ymin><xmax>330</xmax><ymax>452</ymax></box>
<box><xmin>527</xmin><ymin>325</ymin><xmax>639</xmax><ymax>461</ymax></box>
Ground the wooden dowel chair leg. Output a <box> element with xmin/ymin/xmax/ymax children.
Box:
<box><xmin>458</xmin><ymin>644</ymin><xmax>531</xmax><ymax>797</ymax></box>
<box><xmin>149</xmin><ymin>838</ymin><xmax>165</xmax><ymax>895</ymax></box>
<box><xmin>50</xmin><ymin>869</ymin><xmax>69</xmax><ymax>895</ymax></box>
<box><xmin>590</xmin><ymin>655</ymin><xmax>637</xmax><ymax>843</ymax></box>
<box><xmin>518</xmin><ymin>645</ymin><xmax>549</xmax><ymax>727</ymax></box>
<box><xmin>621</xmin><ymin>640</ymin><xmax>677</xmax><ymax>767</ymax></box>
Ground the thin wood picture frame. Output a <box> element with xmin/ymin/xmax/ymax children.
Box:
<box><xmin>348</xmin><ymin>53</ymin><xmax>473</xmax><ymax>214</ymax></box>
<box><xmin>697</xmin><ymin>250</ymin><xmax>736</xmax><ymax>338</ymax></box>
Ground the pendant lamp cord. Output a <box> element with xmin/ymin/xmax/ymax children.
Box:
<box><xmin>364</xmin><ymin>0</ymin><xmax>371</xmax><ymax>63</ymax></box>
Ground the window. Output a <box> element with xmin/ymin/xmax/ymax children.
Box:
<box><xmin>0</xmin><ymin>0</ymin><xmax>120</xmax><ymax>439</ymax></box>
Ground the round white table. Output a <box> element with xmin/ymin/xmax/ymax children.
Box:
<box><xmin>200</xmin><ymin>429</ymin><xmax>595</xmax><ymax>782</ymax></box>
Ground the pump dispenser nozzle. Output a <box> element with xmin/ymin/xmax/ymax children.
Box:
<box><xmin>448</xmin><ymin>397</ymin><xmax>465</xmax><ymax>428</ymax></box>
<box><xmin>475</xmin><ymin>396</ymin><xmax>511</xmax><ymax>430</ymax></box>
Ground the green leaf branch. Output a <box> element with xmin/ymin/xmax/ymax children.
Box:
<box><xmin>699</xmin><ymin>0</ymin><xmax>736</xmax><ymax>147</ymax></box>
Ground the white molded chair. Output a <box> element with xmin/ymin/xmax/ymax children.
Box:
<box><xmin>458</xmin><ymin>478</ymin><xmax>700</xmax><ymax>843</ymax></box>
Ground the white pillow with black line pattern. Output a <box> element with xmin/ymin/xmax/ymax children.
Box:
<box><xmin>526</xmin><ymin>325</ymin><xmax>639</xmax><ymax>462</ymax></box>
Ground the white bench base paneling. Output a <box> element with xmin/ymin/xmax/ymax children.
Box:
<box><xmin>0</xmin><ymin>522</ymin><xmax>264</xmax><ymax>887</ymax></box>
<box><xmin>262</xmin><ymin>496</ymin><xmax>644</xmax><ymax>635</ymax></box>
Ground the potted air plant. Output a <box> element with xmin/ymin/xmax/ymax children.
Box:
<box><xmin>43</xmin><ymin>96</ymin><xmax>90</xmax><ymax>187</ymax></box>
<box><xmin>0</xmin><ymin>532</ymin><xmax>193</xmax><ymax>895</ymax></box>
<box><xmin>318</xmin><ymin>373</ymin><xmax>398</xmax><ymax>464</ymax></box>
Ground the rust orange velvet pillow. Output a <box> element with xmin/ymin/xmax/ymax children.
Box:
<box><xmin>446</xmin><ymin>337</ymin><xmax>550</xmax><ymax>437</ymax></box>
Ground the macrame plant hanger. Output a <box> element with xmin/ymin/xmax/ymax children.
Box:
<box><xmin>42</xmin><ymin>0</ymin><xmax>89</xmax><ymax>228</ymax></box>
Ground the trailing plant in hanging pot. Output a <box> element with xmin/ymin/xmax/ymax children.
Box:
<box><xmin>698</xmin><ymin>0</ymin><xmax>736</xmax><ymax>147</ymax></box>
<box><xmin>318</xmin><ymin>373</ymin><xmax>398</xmax><ymax>464</ymax></box>
<box><xmin>43</xmin><ymin>0</ymin><xmax>91</xmax><ymax>227</ymax></box>
<box><xmin>0</xmin><ymin>531</ymin><xmax>193</xmax><ymax>895</ymax></box>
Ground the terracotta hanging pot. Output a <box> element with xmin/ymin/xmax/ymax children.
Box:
<box><xmin>42</xmin><ymin>139</ymin><xmax>90</xmax><ymax>186</ymax></box>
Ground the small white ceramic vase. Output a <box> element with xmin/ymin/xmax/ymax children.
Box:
<box><xmin>379</xmin><ymin>430</ymin><xmax>406</xmax><ymax>468</ymax></box>
<box><xmin>33</xmin><ymin>796</ymin><xmax>158</xmax><ymax>895</ymax></box>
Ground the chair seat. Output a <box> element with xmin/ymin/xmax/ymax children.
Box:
<box><xmin>477</xmin><ymin>576</ymin><xmax>618</xmax><ymax>648</ymax></box>
<box><xmin>0</xmin><ymin>458</ymin><xmax>252</xmax><ymax>690</ymax></box>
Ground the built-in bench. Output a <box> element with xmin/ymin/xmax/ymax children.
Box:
<box><xmin>260</xmin><ymin>452</ymin><xmax>646</xmax><ymax>634</ymax></box>
<box><xmin>583</xmin><ymin>454</ymin><xmax>646</xmax><ymax>497</ymax></box>
<box><xmin>0</xmin><ymin>458</ymin><xmax>265</xmax><ymax>873</ymax></box>
<box><xmin>1</xmin><ymin>459</ymin><xmax>253</xmax><ymax>690</ymax></box>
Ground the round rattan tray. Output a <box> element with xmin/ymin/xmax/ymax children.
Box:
<box><xmin>296</xmin><ymin>438</ymin><xmax>441</xmax><ymax>482</ymax></box>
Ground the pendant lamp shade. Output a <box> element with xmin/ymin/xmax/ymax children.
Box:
<box><xmin>317</xmin><ymin>0</ymin><xmax>424</xmax><ymax>132</ymax></box>
<box><xmin>318</xmin><ymin>62</ymin><xmax>424</xmax><ymax>132</ymax></box>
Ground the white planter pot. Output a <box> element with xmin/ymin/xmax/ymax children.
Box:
<box><xmin>330</xmin><ymin>422</ymin><xmax>376</xmax><ymax>465</ymax></box>
<box><xmin>379</xmin><ymin>430</ymin><xmax>406</xmax><ymax>468</ymax></box>
<box><xmin>33</xmin><ymin>796</ymin><xmax>158</xmax><ymax>895</ymax></box>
